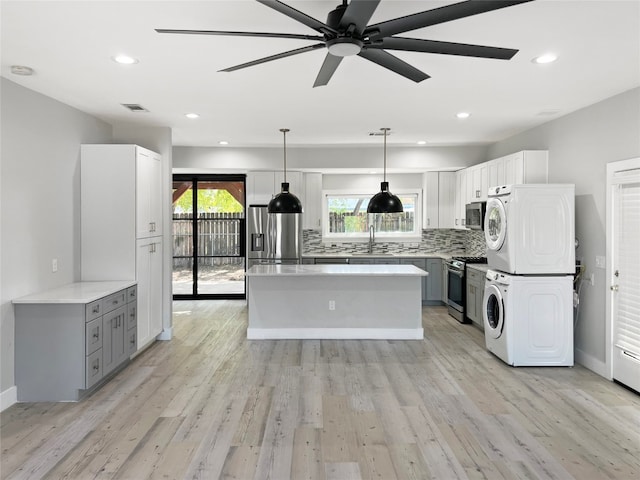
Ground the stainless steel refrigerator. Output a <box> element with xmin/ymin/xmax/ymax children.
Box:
<box><xmin>247</xmin><ymin>205</ymin><xmax>302</xmax><ymax>267</ymax></box>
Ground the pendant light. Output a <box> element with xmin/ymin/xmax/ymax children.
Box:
<box><xmin>367</xmin><ymin>127</ymin><xmax>403</xmax><ymax>213</ymax></box>
<box><xmin>268</xmin><ymin>128</ymin><xmax>303</xmax><ymax>213</ymax></box>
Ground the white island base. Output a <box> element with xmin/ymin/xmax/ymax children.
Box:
<box><xmin>246</xmin><ymin>264</ymin><xmax>427</xmax><ymax>340</ymax></box>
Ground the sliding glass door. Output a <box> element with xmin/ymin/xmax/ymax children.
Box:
<box><xmin>172</xmin><ymin>174</ymin><xmax>246</xmax><ymax>299</ymax></box>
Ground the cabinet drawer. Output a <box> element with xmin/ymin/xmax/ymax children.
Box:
<box><xmin>85</xmin><ymin>348</ymin><xmax>103</xmax><ymax>389</ymax></box>
<box><xmin>127</xmin><ymin>303</ymin><xmax>137</xmax><ymax>331</ymax></box>
<box><xmin>467</xmin><ymin>269</ymin><xmax>484</xmax><ymax>284</ymax></box>
<box><xmin>127</xmin><ymin>329</ymin><xmax>137</xmax><ymax>355</ymax></box>
<box><xmin>85</xmin><ymin>300</ymin><xmax>103</xmax><ymax>321</ymax></box>
<box><xmin>127</xmin><ymin>285</ymin><xmax>137</xmax><ymax>303</ymax></box>
<box><xmin>86</xmin><ymin>317</ymin><xmax>102</xmax><ymax>355</ymax></box>
<box><xmin>103</xmin><ymin>290</ymin><xmax>126</xmax><ymax>314</ymax></box>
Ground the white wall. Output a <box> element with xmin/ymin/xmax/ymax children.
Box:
<box><xmin>173</xmin><ymin>144</ymin><xmax>489</xmax><ymax>173</ymax></box>
<box><xmin>0</xmin><ymin>78</ymin><xmax>113</xmax><ymax>403</ymax></box>
<box><xmin>323</xmin><ymin>173</ymin><xmax>423</xmax><ymax>191</ymax></box>
<box><xmin>487</xmin><ymin>87</ymin><xmax>640</xmax><ymax>374</ymax></box>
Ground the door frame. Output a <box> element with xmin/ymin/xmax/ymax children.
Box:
<box><xmin>172</xmin><ymin>173</ymin><xmax>246</xmax><ymax>300</ymax></box>
<box><xmin>605</xmin><ymin>156</ymin><xmax>640</xmax><ymax>380</ymax></box>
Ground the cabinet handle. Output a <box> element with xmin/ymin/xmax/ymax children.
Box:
<box><xmin>427</xmin><ymin>218</ymin><xmax>430</xmax><ymax>226</ymax></box>
<box><xmin>93</xmin><ymin>327</ymin><xmax>100</xmax><ymax>339</ymax></box>
<box><xmin>130</xmin><ymin>337</ymin><xmax>136</xmax><ymax>345</ymax></box>
<box><xmin>476</xmin><ymin>190</ymin><xmax>480</xmax><ymax>198</ymax></box>
<box><xmin>93</xmin><ymin>361</ymin><xmax>100</xmax><ymax>372</ymax></box>
<box><xmin>92</xmin><ymin>305</ymin><xmax>100</xmax><ymax>314</ymax></box>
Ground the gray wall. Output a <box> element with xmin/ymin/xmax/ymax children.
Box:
<box><xmin>0</xmin><ymin>79</ymin><xmax>174</xmax><ymax>404</ymax></box>
<box><xmin>173</xmin><ymin>144</ymin><xmax>489</xmax><ymax>173</ymax></box>
<box><xmin>487</xmin><ymin>87</ymin><xmax>640</xmax><ymax>373</ymax></box>
<box><xmin>1</xmin><ymin>78</ymin><xmax>113</xmax><ymax>396</ymax></box>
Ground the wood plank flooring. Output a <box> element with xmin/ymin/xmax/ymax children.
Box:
<box><xmin>2</xmin><ymin>302</ymin><xmax>639</xmax><ymax>479</ymax></box>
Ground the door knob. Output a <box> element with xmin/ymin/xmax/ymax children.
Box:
<box><xmin>610</xmin><ymin>285</ymin><xmax>619</xmax><ymax>291</ymax></box>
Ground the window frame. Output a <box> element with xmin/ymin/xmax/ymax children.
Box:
<box><xmin>321</xmin><ymin>189</ymin><xmax>422</xmax><ymax>242</ymax></box>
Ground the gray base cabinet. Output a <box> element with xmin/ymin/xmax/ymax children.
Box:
<box><xmin>13</xmin><ymin>282</ymin><xmax>136</xmax><ymax>402</ymax></box>
<box><xmin>465</xmin><ymin>267</ymin><xmax>485</xmax><ymax>328</ymax></box>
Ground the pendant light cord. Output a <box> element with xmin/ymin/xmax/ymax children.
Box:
<box><xmin>280</xmin><ymin>128</ymin><xmax>289</xmax><ymax>183</ymax></box>
<box><xmin>381</xmin><ymin>127</ymin><xmax>390</xmax><ymax>183</ymax></box>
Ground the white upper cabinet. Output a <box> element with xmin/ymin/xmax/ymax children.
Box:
<box><xmin>454</xmin><ymin>169</ymin><xmax>468</xmax><ymax>229</ymax></box>
<box><xmin>488</xmin><ymin>156</ymin><xmax>505</xmax><ymax>189</ymax></box>
<box><xmin>423</xmin><ymin>172</ymin><xmax>440</xmax><ymax>228</ymax></box>
<box><xmin>438</xmin><ymin>172</ymin><xmax>456</xmax><ymax>229</ymax></box>
<box><xmin>135</xmin><ymin>148</ymin><xmax>163</xmax><ymax>239</ymax></box>
<box><xmin>303</xmin><ymin>172</ymin><xmax>323</xmax><ymax>229</ymax></box>
<box><xmin>502</xmin><ymin>150</ymin><xmax>548</xmax><ymax>186</ymax></box>
<box><xmin>247</xmin><ymin>170</ymin><xmax>303</xmax><ymax>206</ymax></box>
<box><xmin>468</xmin><ymin>163</ymin><xmax>488</xmax><ymax>202</ymax></box>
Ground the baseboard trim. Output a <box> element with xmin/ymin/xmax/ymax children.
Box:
<box><xmin>1</xmin><ymin>386</ymin><xmax>18</xmax><ymax>411</ymax></box>
<box><xmin>247</xmin><ymin>327</ymin><xmax>424</xmax><ymax>340</ymax></box>
<box><xmin>575</xmin><ymin>348</ymin><xmax>609</xmax><ymax>379</ymax></box>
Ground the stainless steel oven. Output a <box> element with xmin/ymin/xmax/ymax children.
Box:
<box><xmin>446</xmin><ymin>256</ymin><xmax>487</xmax><ymax>323</ymax></box>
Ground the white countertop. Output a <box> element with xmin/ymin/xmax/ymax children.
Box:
<box><xmin>246</xmin><ymin>264</ymin><xmax>428</xmax><ymax>277</ymax></box>
<box><xmin>12</xmin><ymin>281</ymin><xmax>136</xmax><ymax>304</ymax></box>
<box><xmin>466</xmin><ymin>264</ymin><xmax>490</xmax><ymax>273</ymax></box>
<box><xmin>302</xmin><ymin>252</ymin><xmax>463</xmax><ymax>260</ymax></box>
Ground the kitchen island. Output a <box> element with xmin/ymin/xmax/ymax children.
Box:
<box><xmin>245</xmin><ymin>264</ymin><xmax>427</xmax><ymax>339</ymax></box>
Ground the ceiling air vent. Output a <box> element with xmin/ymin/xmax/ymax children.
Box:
<box><xmin>369</xmin><ymin>131</ymin><xmax>392</xmax><ymax>136</ymax></box>
<box><xmin>121</xmin><ymin>103</ymin><xmax>149</xmax><ymax>113</ymax></box>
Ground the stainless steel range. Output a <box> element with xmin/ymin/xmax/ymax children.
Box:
<box><xmin>445</xmin><ymin>256</ymin><xmax>487</xmax><ymax>323</ymax></box>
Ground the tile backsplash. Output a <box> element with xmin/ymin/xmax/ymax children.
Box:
<box><xmin>303</xmin><ymin>229</ymin><xmax>487</xmax><ymax>256</ymax></box>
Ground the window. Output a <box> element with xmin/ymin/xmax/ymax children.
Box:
<box><xmin>322</xmin><ymin>190</ymin><xmax>422</xmax><ymax>241</ymax></box>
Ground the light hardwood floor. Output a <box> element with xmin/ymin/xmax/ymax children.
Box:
<box><xmin>2</xmin><ymin>302</ymin><xmax>639</xmax><ymax>480</ymax></box>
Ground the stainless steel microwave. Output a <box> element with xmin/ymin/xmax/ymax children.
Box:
<box><xmin>465</xmin><ymin>202</ymin><xmax>486</xmax><ymax>230</ymax></box>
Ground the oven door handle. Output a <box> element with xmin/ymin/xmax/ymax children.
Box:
<box><xmin>447</xmin><ymin>268</ymin><xmax>464</xmax><ymax>277</ymax></box>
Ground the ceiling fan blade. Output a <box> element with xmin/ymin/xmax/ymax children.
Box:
<box><xmin>155</xmin><ymin>28</ymin><xmax>324</xmax><ymax>42</ymax></box>
<box><xmin>313</xmin><ymin>53</ymin><xmax>344</xmax><ymax>87</ymax></box>
<box><xmin>370</xmin><ymin>37</ymin><xmax>519</xmax><ymax>60</ymax></box>
<box><xmin>358</xmin><ymin>49</ymin><xmax>430</xmax><ymax>83</ymax></box>
<box><xmin>219</xmin><ymin>43</ymin><xmax>325</xmax><ymax>72</ymax></box>
<box><xmin>340</xmin><ymin>0</ymin><xmax>381</xmax><ymax>34</ymax></box>
<box><xmin>256</xmin><ymin>0</ymin><xmax>337</xmax><ymax>35</ymax></box>
<box><xmin>364</xmin><ymin>0</ymin><xmax>534</xmax><ymax>39</ymax></box>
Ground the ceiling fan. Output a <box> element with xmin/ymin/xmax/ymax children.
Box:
<box><xmin>156</xmin><ymin>0</ymin><xmax>534</xmax><ymax>87</ymax></box>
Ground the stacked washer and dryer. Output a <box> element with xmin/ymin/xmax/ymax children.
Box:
<box><xmin>482</xmin><ymin>184</ymin><xmax>576</xmax><ymax>366</ymax></box>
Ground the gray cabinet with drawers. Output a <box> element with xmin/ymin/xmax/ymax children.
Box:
<box><xmin>13</xmin><ymin>281</ymin><xmax>136</xmax><ymax>402</ymax></box>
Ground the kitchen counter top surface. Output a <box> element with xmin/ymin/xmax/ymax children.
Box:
<box><xmin>246</xmin><ymin>264</ymin><xmax>428</xmax><ymax>277</ymax></box>
<box><xmin>302</xmin><ymin>251</ymin><xmax>465</xmax><ymax>260</ymax></box>
<box><xmin>13</xmin><ymin>281</ymin><xmax>136</xmax><ymax>304</ymax></box>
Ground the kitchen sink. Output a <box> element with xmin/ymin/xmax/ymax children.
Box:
<box><xmin>352</xmin><ymin>253</ymin><xmax>395</xmax><ymax>256</ymax></box>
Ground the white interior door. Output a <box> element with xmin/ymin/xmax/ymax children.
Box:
<box><xmin>607</xmin><ymin>157</ymin><xmax>640</xmax><ymax>392</ymax></box>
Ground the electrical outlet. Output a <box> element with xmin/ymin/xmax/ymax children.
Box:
<box><xmin>596</xmin><ymin>256</ymin><xmax>606</xmax><ymax>269</ymax></box>
<box><xmin>329</xmin><ymin>300</ymin><xmax>335</xmax><ymax>311</ymax></box>
<box><xmin>589</xmin><ymin>273</ymin><xmax>595</xmax><ymax>286</ymax></box>
<box><xmin>52</xmin><ymin>258</ymin><xmax>58</xmax><ymax>273</ymax></box>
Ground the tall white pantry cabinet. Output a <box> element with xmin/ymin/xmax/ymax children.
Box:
<box><xmin>81</xmin><ymin>144</ymin><xmax>164</xmax><ymax>352</ymax></box>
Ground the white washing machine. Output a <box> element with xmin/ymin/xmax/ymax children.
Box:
<box><xmin>483</xmin><ymin>269</ymin><xmax>574</xmax><ymax>367</ymax></box>
<box><xmin>484</xmin><ymin>184</ymin><xmax>575</xmax><ymax>274</ymax></box>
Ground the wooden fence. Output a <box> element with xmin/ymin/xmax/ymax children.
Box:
<box><xmin>328</xmin><ymin>211</ymin><xmax>414</xmax><ymax>234</ymax></box>
<box><xmin>173</xmin><ymin>212</ymin><xmax>244</xmax><ymax>267</ymax></box>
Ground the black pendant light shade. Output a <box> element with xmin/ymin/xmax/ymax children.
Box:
<box><xmin>268</xmin><ymin>128</ymin><xmax>303</xmax><ymax>214</ymax></box>
<box><xmin>368</xmin><ymin>128</ymin><xmax>403</xmax><ymax>214</ymax></box>
<box><xmin>368</xmin><ymin>181</ymin><xmax>403</xmax><ymax>213</ymax></box>
<box><xmin>269</xmin><ymin>182</ymin><xmax>302</xmax><ymax>213</ymax></box>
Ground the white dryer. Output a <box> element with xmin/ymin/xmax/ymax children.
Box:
<box><xmin>484</xmin><ymin>184</ymin><xmax>575</xmax><ymax>274</ymax></box>
<box><xmin>483</xmin><ymin>269</ymin><xmax>574</xmax><ymax>367</ymax></box>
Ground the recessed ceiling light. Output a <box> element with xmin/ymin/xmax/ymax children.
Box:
<box><xmin>456</xmin><ymin>112</ymin><xmax>470</xmax><ymax>119</ymax></box>
<box><xmin>185</xmin><ymin>113</ymin><xmax>200</xmax><ymax>119</ymax></box>
<box><xmin>112</xmin><ymin>55</ymin><xmax>138</xmax><ymax>65</ymax></box>
<box><xmin>417</xmin><ymin>140</ymin><xmax>427</xmax><ymax>145</ymax></box>
<box><xmin>532</xmin><ymin>53</ymin><xmax>558</xmax><ymax>64</ymax></box>
<box><xmin>218</xmin><ymin>141</ymin><xmax>229</xmax><ymax>145</ymax></box>
<box><xmin>10</xmin><ymin>65</ymin><xmax>34</xmax><ymax>76</ymax></box>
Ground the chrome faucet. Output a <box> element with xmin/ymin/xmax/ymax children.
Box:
<box><xmin>368</xmin><ymin>225</ymin><xmax>375</xmax><ymax>253</ymax></box>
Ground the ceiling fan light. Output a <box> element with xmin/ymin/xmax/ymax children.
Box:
<box><xmin>327</xmin><ymin>38</ymin><xmax>363</xmax><ymax>57</ymax></box>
